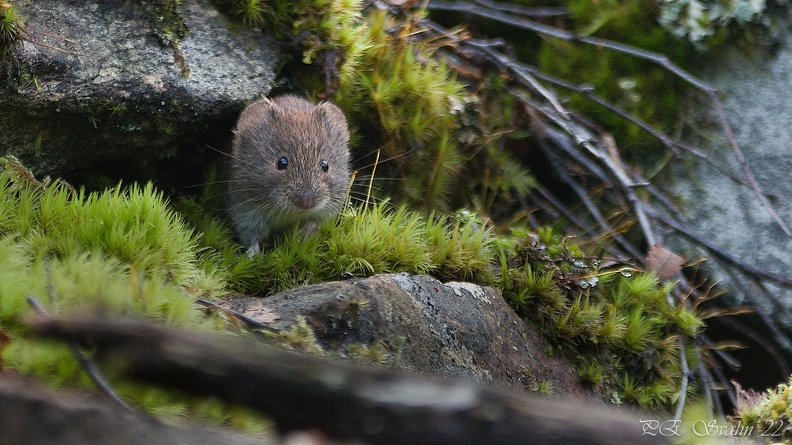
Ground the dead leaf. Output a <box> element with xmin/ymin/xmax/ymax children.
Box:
<box><xmin>646</xmin><ymin>244</ymin><xmax>686</xmax><ymax>280</ymax></box>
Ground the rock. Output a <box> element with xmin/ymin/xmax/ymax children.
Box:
<box><xmin>222</xmin><ymin>273</ymin><xmax>587</xmax><ymax>398</ymax></box>
<box><xmin>669</xmin><ymin>35</ymin><xmax>792</xmax><ymax>375</ymax></box>
<box><xmin>1</xmin><ymin>0</ymin><xmax>277</xmax><ymax>182</ymax></box>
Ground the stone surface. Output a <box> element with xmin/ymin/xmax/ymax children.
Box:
<box><xmin>223</xmin><ymin>273</ymin><xmax>587</xmax><ymax>398</ymax></box>
<box><xmin>2</xmin><ymin>0</ymin><xmax>277</xmax><ymax>181</ymax></box>
<box><xmin>668</xmin><ymin>35</ymin><xmax>792</xmax><ymax>364</ymax></box>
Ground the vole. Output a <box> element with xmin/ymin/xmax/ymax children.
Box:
<box><xmin>227</xmin><ymin>95</ymin><xmax>351</xmax><ymax>255</ymax></box>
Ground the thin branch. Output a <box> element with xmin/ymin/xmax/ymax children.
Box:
<box><xmin>709</xmin><ymin>315</ymin><xmax>790</xmax><ymax>377</ymax></box>
<box><xmin>26</xmin><ymin>28</ymin><xmax>95</xmax><ymax>52</ymax></box>
<box><xmin>540</xmin><ymin>139</ymin><xmax>643</xmax><ymax>260</ymax></box>
<box><xmin>711</xmin><ymin>366</ymin><xmax>738</xmax><ymax>412</ymax></box>
<box><xmin>696</xmin><ymin>360</ymin><xmax>719</xmax><ymax>418</ymax></box>
<box><xmin>434</xmin><ymin>26</ymin><xmax>773</xmax><ymax>198</ymax></box>
<box><xmin>457</xmin><ymin>38</ymin><xmax>568</xmax><ymax>117</ymax></box>
<box><xmin>527</xmin><ymin>98</ymin><xmax>659</xmax><ymax>247</ymax></box>
<box><xmin>26</xmin><ymin>296</ymin><xmax>135</xmax><ymax>412</ymax></box>
<box><xmin>428</xmin><ymin>1</ymin><xmax>790</xmax><ymax>236</ymax></box>
<box><xmin>471</xmin><ymin>0</ymin><xmax>569</xmax><ymax>18</ymax></box>
<box><xmin>674</xmin><ymin>335</ymin><xmax>691</xmax><ymax>422</ymax></box>
<box><xmin>24</xmin><ymin>38</ymin><xmax>91</xmax><ymax>57</ymax></box>
<box><xmin>427</xmin><ymin>0</ymin><xmax>715</xmax><ymax>92</ymax></box>
<box><xmin>195</xmin><ymin>297</ymin><xmax>280</xmax><ymax>333</ymax></box>
<box><xmin>526</xmin><ymin>184</ymin><xmax>636</xmax><ymax>260</ymax></box>
<box><xmin>709</xmin><ymin>94</ymin><xmax>792</xmax><ymax>237</ymax></box>
<box><xmin>647</xmin><ymin>207</ymin><xmax>792</xmax><ymax>287</ymax></box>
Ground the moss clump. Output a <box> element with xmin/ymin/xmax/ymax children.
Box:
<box><xmin>179</xmin><ymin>188</ymin><xmax>496</xmax><ymax>295</ymax></box>
<box><xmin>336</xmin><ymin>9</ymin><xmax>466</xmax><ymax>209</ymax></box>
<box><xmin>0</xmin><ymin>158</ymin><xmax>274</xmax><ymax>433</ymax></box>
<box><xmin>0</xmin><ymin>1</ymin><xmax>25</xmax><ymax>59</ymax></box>
<box><xmin>499</xmin><ymin>226</ymin><xmax>702</xmax><ymax>409</ymax></box>
<box><xmin>733</xmin><ymin>376</ymin><xmax>792</xmax><ymax>441</ymax></box>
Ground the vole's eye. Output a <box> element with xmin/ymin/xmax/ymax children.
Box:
<box><xmin>277</xmin><ymin>156</ymin><xmax>289</xmax><ymax>170</ymax></box>
<box><xmin>320</xmin><ymin>160</ymin><xmax>329</xmax><ymax>172</ymax></box>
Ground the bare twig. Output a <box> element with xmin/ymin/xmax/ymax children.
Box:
<box><xmin>427</xmin><ymin>1</ymin><xmax>715</xmax><ymax>92</ymax></box>
<box><xmin>195</xmin><ymin>297</ymin><xmax>280</xmax><ymax>333</ymax></box>
<box><xmin>674</xmin><ymin>336</ymin><xmax>691</xmax><ymax>422</ymax></box>
<box><xmin>709</xmin><ymin>94</ymin><xmax>792</xmax><ymax>237</ymax></box>
<box><xmin>25</xmin><ymin>296</ymin><xmax>134</xmax><ymax>412</ymax></box>
<box><xmin>539</xmin><ymin>139</ymin><xmax>643</xmax><ymax>260</ymax></box>
<box><xmin>647</xmin><ymin>207</ymin><xmax>792</xmax><ymax>287</ymax></box>
<box><xmin>428</xmin><ymin>0</ymin><xmax>790</xmax><ymax>236</ymax></box>
<box><xmin>471</xmin><ymin>0</ymin><xmax>569</xmax><ymax>18</ymax></box>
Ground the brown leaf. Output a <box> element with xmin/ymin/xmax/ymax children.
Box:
<box><xmin>646</xmin><ymin>244</ymin><xmax>686</xmax><ymax>280</ymax></box>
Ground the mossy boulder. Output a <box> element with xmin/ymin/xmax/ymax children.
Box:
<box><xmin>223</xmin><ymin>273</ymin><xmax>587</xmax><ymax>397</ymax></box>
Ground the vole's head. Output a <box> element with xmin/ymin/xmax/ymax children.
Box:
<box><xmin>231</xmin><ymin>96</ymin><xmax>351</xmax><ymax>222</ymax></box>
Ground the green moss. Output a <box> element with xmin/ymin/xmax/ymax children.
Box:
<box><xmin>270</xmin><ymin>316</ymin><xmax>325</xmax><ymax>355</ymax></box>
<box><xmin>179</xmin><ymin>185</ymin><xmax>497</xmax><ymax>296</ymax></box>
<box><xmin>498</xmin><ymin>225</ymin><xmax>700</xmax><ymax>409</ymax></box>
<box><xmin>147</xmin><ymin>0</ymin><xmax>190</xmax><ymax>76</ymax></box>
<box><xmin>216</xmin><ymin>0</ymin><xmax>366</xmax><ymax>92</ymax></box>
<box><xmin>577</xmin><ymin>361</ymin><xmax>606</xmax><ymax>387</ymax></box>
<box><xmin>733</xmin><ymin>375</ymin><xmax>792</xmax><ymax>441</ymax></box>
<box><xmin>336</xmin><ymin>9</ymin><xmax>465</xmax><ymax>209</ymax></box>
<box><xmin>0</xmin><ymin>1</ymin><xmax>25</xmax><ymax>59</ymax></box>
<box><xmin>0</xmin><ymin>157</ymin><xmax>277</xmax><ymax>433</ymax></box>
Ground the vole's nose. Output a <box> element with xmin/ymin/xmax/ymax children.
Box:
<box><xmin>294</xmin><ymin>191</ymin><xmax>316</xmax><ymax>210</ymax></box>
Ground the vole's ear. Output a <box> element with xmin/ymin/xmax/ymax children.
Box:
<box><xmin>238</xmin><ymin>98</ymin><xmax>278</xmax><ymax>128</ymax></box>
<box><xmin>316</xmin><ymin>102</ymin><xmax>349</xmax><ymax>142</ymax></box>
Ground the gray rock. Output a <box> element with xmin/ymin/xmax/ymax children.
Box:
<box><xmin>1</xmin><ymin>0</ymin><xmax>277</xmax><ymax>178</ymax></box>
<box><xmin>670</xmin><ymin>36</ymin><xmax>792</xmax><ymax>344</ymax></box>
<box><xmin>222</xmin><ymin>273</ymin><xmax>588</xmax><ymax>398</ymax></box>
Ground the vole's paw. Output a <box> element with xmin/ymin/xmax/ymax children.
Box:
<box><xmin>246</xmin><ymin>243</ymin><xmax>261</xmax><ymax>257</ymax></box>
<box><xmin>299</xmin><ymin>221</ymin><xmax>320</xmax><ymax>241</ymax></box>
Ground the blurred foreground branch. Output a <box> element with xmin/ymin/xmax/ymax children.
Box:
<box><xmin>29</xmin><ymin>316</ymin><xmax>668</xmax><ymax>445</ymax></box>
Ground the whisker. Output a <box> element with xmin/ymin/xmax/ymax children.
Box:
<box><xmin>205</xmin><ymin>144</ymin><xmax>259</xmax><ymax>171</ymax></box>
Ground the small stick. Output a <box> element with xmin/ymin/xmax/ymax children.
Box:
<box><xmin>26</xmin><ymin>296</ymin><xmax>135</xmax><ymax>412</ymax></box>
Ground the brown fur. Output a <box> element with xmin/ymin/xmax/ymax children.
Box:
<box><xmin>227</xmin><ymin>95</ymin><xmax>351</xmax><ymax>254</ymax></box>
